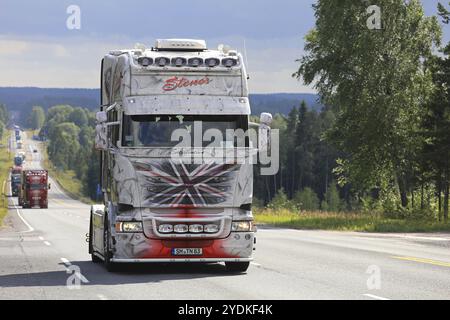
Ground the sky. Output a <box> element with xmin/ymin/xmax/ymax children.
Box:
<box><xmin>0</xmin><ymin>0</ymin><xmax>448</xmax><ymax>93</ymax></box>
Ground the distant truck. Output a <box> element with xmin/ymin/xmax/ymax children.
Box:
<box><xmin>10</xmin><ymin>166</ymin><xmax>22</xmax><ymax>197</ymax></box>
<box><xmin>14</xmin><ymin>155</ymin><xmax>23</xmax><ymax>166</ymax></box>
<box><xmin>19</xmin><ymin>170</ymin><xmax>50</xmax><ymax>209</ymax></box>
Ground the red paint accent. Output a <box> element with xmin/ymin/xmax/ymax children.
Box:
<box><xmin>139</xmin><ymin>208</ymin><xmax>238</xmax><ymax>259</ymax></box>
<box><xmin>162</xmin><ymin>76</ymin><xmax>211</xmax><ymax>92</ymax></box>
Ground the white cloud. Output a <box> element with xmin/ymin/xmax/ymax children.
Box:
<box><xmin>0</xmin><ymin>35</ymin><xmax>316</xmax><ymax>93</ymax></box>
<box><xmin>0</xmin><ymin>39</ymin><xmax>28</xmax><ymax>55</ymax></box>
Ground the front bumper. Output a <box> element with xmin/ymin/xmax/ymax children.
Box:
<box><xmin>111</xmin><ymin>231</ymin><xmax>255</xmax><ymax>262</ymax></box>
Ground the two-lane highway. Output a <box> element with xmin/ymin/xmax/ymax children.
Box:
<box><xmin>1</xmin><ymin>134</ymin><xmax>450</xmax><ymax>300</ymax></box>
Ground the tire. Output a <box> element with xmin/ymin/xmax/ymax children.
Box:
<box><xmin>103</xmin><ymin>218</ymin><xmax>117</xmax><ymax>272</ymax></box>
<box><xmin>89</xmin><ymin>217</ymin><xmax>102</xmax><ymax>264</ymax></box>
<box><xmin>91</xmin><ymin>253</ymin><xmax>103</xmax><ymax>263</ymax></box>
<box><xmin>225</xmin><ymin>261</ymin><xmax>250</xmax><ymax>273</ymax></box>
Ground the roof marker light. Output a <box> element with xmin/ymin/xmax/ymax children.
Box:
<box><xmin>188</xmin><ymin>58</ymin><xmax>203</xmax><ymax>67</ymax></box>
<box><xmin>172</xmin><ymin>57</ymin><xmax>187</xmax><ymax>67</ymax></box>
<box><xmin>222</xmin><ymin>58</ymin><xmax>238</xmax><ymax>68</ymax></box>
<box><xmin>205</xmin><ymin>58</ymin><xmax>220</xmax><ymax>68</ymax></box>
<box><xmin>156</xmin><ymin>57</ymin><xmax>169</xmax><ymax>67</ymax></box>
<box><xmin>138</xmin><ymin>57</ymin><xmax>153</xmax><ymax>67</ymax></box>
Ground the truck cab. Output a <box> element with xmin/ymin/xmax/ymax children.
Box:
<box><xmin>19</xmin><ymin>170</ymin><xmax>49</xmax><ymax>209</ymax></box>
<box><xmin>89</xmin><ymin>39</ymin><xmax>272</xmax><ymax>272</ymax></box>
<box><xmin>10</xmin><ymin>166</ymin><xmax>22</xmax><ymax>197</ymax></box>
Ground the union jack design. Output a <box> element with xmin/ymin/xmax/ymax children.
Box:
<box><xmin>133</xmin><ymin>161</ymin><xmax>238</xmax><ymax>207</ymax></box>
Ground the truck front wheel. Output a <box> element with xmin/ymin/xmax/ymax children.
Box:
<box><xmin>103</xmin><ymin>218</ymin><xmax>117</xmax><ymax>272</ymax></box>
<box><xmin>89</xmin><ymin>218</ymin><xmax>102</xmax><ymax>264</ymax></box>
<box><xmin>225</xmin><ymin>261</ymin><xmax>250</xmax><ymax>273</ymax></box>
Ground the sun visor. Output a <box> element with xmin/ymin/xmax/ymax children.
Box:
<box><xmin>122</xmin><ymin>95</ymin><xmax>250</xmax><ymax>115</ymax></box>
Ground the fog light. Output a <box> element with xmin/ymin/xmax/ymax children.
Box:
<box><xmin>116</xmin><ymin>222</ymin><xmax>143</xmax><ymax>233</ymax></box>
<box><xmin>231</xmin><ymin>221</ymin><xmax>252</xmax><ymax>232</ymax></box>
<box><xmin>159</xmin><ymin>224</ymin><xmax>173</xmax><ymax>233</ymax></box>
<box><xmin>189</xmin><ymin>224</ymin><xmax>203</xmax><ymax>233</ymax></box>
<box><xmin>204</xmin><ymin>224</ymin><xmax>219</xmax><ymax>233</ymax></box>
<box><xmin>174</xmin><ymin>224</ymin><xmax>189</xmax><ymax>233</ymax></box>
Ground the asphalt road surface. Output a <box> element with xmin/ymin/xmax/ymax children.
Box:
<box><xmin>1</xmin><ymin>133</ymin><xmax>450</xmax><ymax>300</ymax></box>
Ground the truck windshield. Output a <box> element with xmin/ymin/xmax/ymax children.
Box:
<box><xmin>29</xmin><ymin>184</ymin><xmax>46</xmax><ymax>190</ymax></box>
<box><xmin>122</xmin><ymin>115</ymin><xmax>248</xmax><ymax>147</ymax></box>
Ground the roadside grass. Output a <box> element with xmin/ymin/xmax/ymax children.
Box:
<box><xmin>0</xmin><ymin>132</ymin><xmax>12</xmax><ymax>226</ymax></box>
<box><xmin>254</xmin><ymin>208</ymin><xmax>450</xmax><ymax>233</ymax></box>
<box><xmin>37</xmin><ymin>136</ymin><xmax>92</xmax><ymax>204</ymax></box>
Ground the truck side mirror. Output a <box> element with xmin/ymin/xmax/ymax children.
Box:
<box><xmin>259</xmin><ymin>112</ymin><xmax>272</xmax><ymax>153</ymax></box>
<box><xmin>96</xmin><ymin>111</ymin><xmax>108</xmax><ymax>123</ymax></box>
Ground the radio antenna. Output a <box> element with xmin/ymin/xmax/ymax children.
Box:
<box><xmin>243</xmin><ymin>38</ymin><xmax>250</xmax><ymax>79</ymax></box>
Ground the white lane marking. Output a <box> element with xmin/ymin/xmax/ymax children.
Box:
<box><xmin>363</xmin><ymin>293</ymin><xmax>390</xmax><ymax>300</ymax></box>
<box><xmin>402</xmin><ymin>235</ymin><xmax>450</xmax><ymax>242</ymax></box>
<box><xmin>43</xmin><ymin>241</ymin><xmax>51</xmax><ymax>246</ymax></box>
<box><xmin>15</xmin><ymin>203</ymin><xmax>34</xmax><ymax>233</ymax></box>
<box><xmin>97</xmin><ymin>294</ymin><xmax>108</xmax><ymax>300</ymax></box>
<box><xmin>60</xmin><ymin>258</ymin><xmax>90</xmax><ymax>283</ymax></box>
<box><xmin>38</xmin><ymin>236</ymin><xmax>44</xmax><ymax>241</ymax></box>
<box><xmin>251</xmin><ymin>262</ymin><xmax>262</xmax><ymax>267</ymax></box>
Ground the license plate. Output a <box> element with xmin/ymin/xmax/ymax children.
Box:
<box><xmin>171</xmin><ymin>248</ymin><xmax>202</xmax><ymax>256</ymax></box>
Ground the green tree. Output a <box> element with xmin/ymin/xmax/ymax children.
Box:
<box><xmin>267</xmin><ymin>188</ymin><xmax>295</xmax><ymax>211</ymax></box>
<box><xmin>0</xmin><ymin>104</ymin><xmax>9</xmax><ymax>125</ymax></box>
<box><xmin>48</xmin><ymin>122</ymin><xmax>81</xmax><ymax>170</ymax></box>
<box><xmin>295</xmin><ymin>0</ymin><xmax>441</xmax><ymax>208</ymax></box>
<box><xmin>68</xmin><ymin>107</ymin><xmax>89</xmax><ymax>127</ymax></box>
<box><xmin>293</xmin><ymin>188</ymin><xmax>320</xmax><ymax>211</ymax></box>
<box><xmin>28</xmin><ymin>106</ymin><xmax>45</xmax><ymax>130</ymax></box>
<box><xmin>323</xmin><ymin>182</ymin><xmax>342</xmax><ymax>212</ymax></box>
<box><xmin>421</xmin><ymin>3</ymin><xmax>450</xmax><ymax>221</ymax></box>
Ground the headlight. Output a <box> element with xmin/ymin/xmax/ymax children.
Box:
<box><xmin>189</xmin><ymin>224</ymin><xmax>204</xmax><ymax>233</ymax></box>
<box><xmin>231</xmin><ymin>221</ymin><xmax>252</xmax><ymax>232</ymax></box>
<box><xmin>174</xmin><ymin>224</ymin><xmax>189</xmax><ymax>233</ymax></box>
<box><xmin>116</xmin><ymin>222</ymin><xmax>143</xmax><ymax>233</ymax></box>
<box><xmin>204</xmin><ymin>224</ymin><xmax>219</xmax><ymax>233</ymax></box>
<box><xmin>158</xmin><ymin>224</ymin><xmax>173</xmax><ymax>233</ymax></box>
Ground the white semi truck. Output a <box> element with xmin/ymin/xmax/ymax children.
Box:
<box><xmin>89</xmin><ymin>39</ymin><xmax>272</xmax><ymax>272</ymax></box>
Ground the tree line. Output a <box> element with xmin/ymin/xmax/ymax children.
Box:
<box><xmin>0</xmin><ymin>104</ymin><xmax>9</xmax><ymax>140</ymax></box>
<box><xmin>39</xmin><ymin>105</ymin><xmax>100</xmax><ymax>200</ymax></box>
<box><xmin>282</xmin><ymin>0</ymin><xmax>450</xmax><ymax>220</ymax></box>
